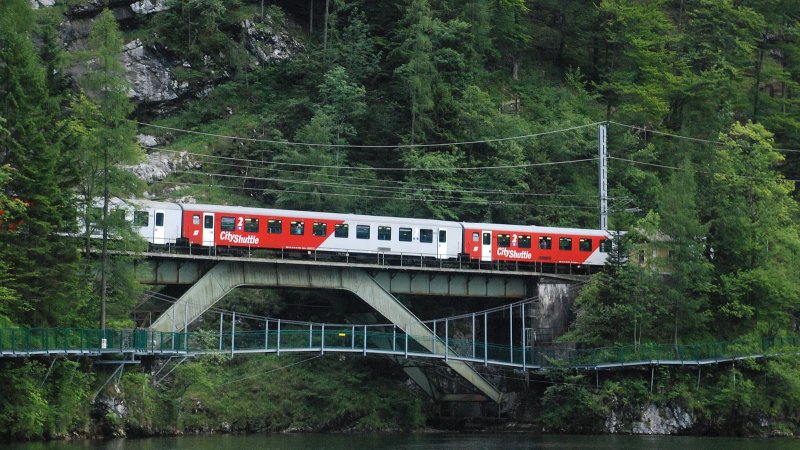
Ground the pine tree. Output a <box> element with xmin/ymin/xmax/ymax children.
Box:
<box><xmin>0</xmin><ymin>0</ymin><xmax>85</xmax><ymax>326</ymax></box>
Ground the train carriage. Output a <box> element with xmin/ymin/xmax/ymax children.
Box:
<box><xmin>462</xmin><ymin>222</ymin><xmax>611</xmax><ymax>265</ymax></box>
<box><xmin>179</xmin><ymin>204</ymin><xmax>463</xmax><ymax>260</ymax></box>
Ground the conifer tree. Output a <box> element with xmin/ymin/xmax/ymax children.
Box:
<box><xmin>0</xmin><ymin>0</ymin><xmax>84</xmax><ymax>326</ymax></box>
<box><xmin>72</xmin><ymin>9</ymin><xmax>143</xmax><ymax>329</ymax></box>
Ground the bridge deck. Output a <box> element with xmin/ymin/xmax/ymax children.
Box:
<box><xmin>134</xmin><ymin>250</ymin><xmax>592</xmax><ymax>282</ymax></box>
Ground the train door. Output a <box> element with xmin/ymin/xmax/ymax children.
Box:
<box><xmin>153</xmin><ymin>210</ymin><xmax>165</xmax><ymax>244</ymax></box>
<box><xmin>437</xmin><ymin>228</ymin><xmax>448</xmax><ymax>259</ymax></box>
<box><xmin>481</xmin><ymin>230</ymin><xmax>492</xmax><ymax>262</ymax></box>
<box><xmin>202</xmin><ymin>213</ymin><xmax>215</xmax><ymax>246</ymax></box>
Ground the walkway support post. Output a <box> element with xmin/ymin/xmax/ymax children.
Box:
<box><xmin>484</xmin><ymin>311</ymin><xmax>488</xmax><ymax>366</ymax></box>
<box><xmin>277</xmin><ymin>319</ymin><xmax>281</xmax><ymax>355</ymax></box>
<box><xmin>219</xmin><ymin>313</ymin><xmax>224</xmax><ymax>352</ymax></box>
<box><xmin>472</xmin><ymin>313</ymin><xmax>476</xmax><ymax>359</ymax></box>
<box><xmin>445</xmin><ymin>319</ymin><xmax>449</xmax><ymax>361</ymax></box>
<box><xmin>521</xmin><ymin>303</ymin><xmax>526</xmax><ymax>370</ymax></box>
<box><xmin>509</xmin><ymin>303</ymin><xmax>513</xmax><ymax>363</ymax></box>
<box><xmin>231</xmin><ymin>312</ymin><xmax>236</xmax><ymax>357</ymax></box>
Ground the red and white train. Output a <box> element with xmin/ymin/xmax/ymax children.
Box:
<box><xmin>123</xmin><ymin>200</ymin><xmax>612</xmax><ymax>266</ymax></box>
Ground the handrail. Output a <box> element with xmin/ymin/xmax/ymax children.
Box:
<box><xmin>1</xmin><ymin>327</ymin><xmax>799</xmax><ymax>370</ymax></box>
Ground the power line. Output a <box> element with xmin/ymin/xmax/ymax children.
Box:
<box><xmin>136</xmin><ymin>121</ymin><xmax>605</xmax><ymax>149</ymax></box>
<box><xmin>192</xmin><ymin>159</ymin><xmax>600</xmax><ymax>199</ymax></box>
<box><xmin>151</xmin><ymin>146</ymin><xmax>600</xmax><ymax>172</ymax></box>
<box><xmin>176</xmin><ymin>169</ymin><xmax>601</xmax><ymax>204</ymax></box>
<box><xmin>156</xmin><ymin>180</ymin><xmax>601</xmax><ymax>209</ymax></box>
<box><xmin>610</xmin><ymin>121</ymin><xmax>800</xmax><ymax>154</ymax></box>
<box><xmin>610</xmin><ymin>156</ymin><xmax>800</xmax><ymax>182</ymax></box>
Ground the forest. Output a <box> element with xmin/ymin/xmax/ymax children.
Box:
<box><xmin>2</xmin><ymin>0</ymin><xmax>800</xmax><ymax>440</ymax></box>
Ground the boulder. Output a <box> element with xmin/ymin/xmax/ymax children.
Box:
<box><xmin>29</xmin><ymin>0</ymin><xmax>55</xmax><ymax>9</ymax></box>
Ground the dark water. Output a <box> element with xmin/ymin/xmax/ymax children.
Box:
<box><xmin>4</xmin><ymin>433</ymin><xmax>800</xmax><ymax>450</ymax></box>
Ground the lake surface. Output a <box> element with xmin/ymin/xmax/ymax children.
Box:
<box><xmin>4</xmin><ymin>433</ymin><xmax>800</xmax><ymax>450</ymax></box>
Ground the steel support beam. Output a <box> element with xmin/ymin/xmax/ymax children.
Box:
<box><xmin>150</xmin><ymin>261</ymin><xmax>503</xmax><ymax>403</ymax></box>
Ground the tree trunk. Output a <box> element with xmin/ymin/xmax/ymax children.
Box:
<box><xmin>323</xmin><ymin>0</ymin><xmax>329</xmax><ymax>51</ymax></box>
<box><xmin>753</xmin><ymin>47</ymin><xmax>765</xmax><ymax>119</ymax></box>
<box><xmin>309</xmin><ymin>0</ymin><xmax>314</xmax><ymax>33</ymax></box>
<box><xmin>512</xmin><ymin>61</ymin><xmax>519</xmax><ymax>81</ymax></box>
<box><xmin>100</xmin><ymin>147</ymin><xmax>109</xmax><ymax>330</ymax></box>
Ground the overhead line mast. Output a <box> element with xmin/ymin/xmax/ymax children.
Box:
<box><xmin>599</xmin><ymin>123</ymin><xmax>608</xmax><ymax>231</ymax></box>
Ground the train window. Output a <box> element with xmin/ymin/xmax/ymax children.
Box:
<box><xmin>335</xmin><ymin>223</ymin><xmax>349</xmax><ymax>238</ymax></box>
<box><xmin>356</xmin><ymin>225</ymin><xmax>370</xmax><ymax>239</ymax></box>
<box><xmin>599</xmin><ymin>239</ymin><xmax>610</xmax><ymax>253</ymax></box>
<box><xmin>268</xmin><ymin>219</ymin><xmax>282</xmax><ymax>234</ymax></box>
<box><xmin>559</xmin><ymin>237</ymin><xmax>572</xmax><ymax>250</ymax></box>
<box><xmin>154</xmin><ymin>212</ymin><xmax>164</xmax><ymax>227</ymax></box>
<box><xmin>472</xmin><ymin>232</ymin><xmax>479</xmax><ymax>242</ymax></box>
<box><xmin>290</xmin><ymin>221</ymin><xmax>304</xmax><ymax>235</ymax></box>
<box><xmin>313</xmin><ymin>222</ymin><xmax>327</xmax><ymax>236</ymax></box>
<box><xmin>204</xmin><ymin>215</ymin><xmax>213</xmax><ymax>229</ymax></box>
<box><xmin>244</xmin><ymin>218</ymin><xmax>259</xmax><ymax>233</ymax></box>
<box><xmin>539</xmin><ymin>236</ymin><xmax>552</xmax><ymax>249</ymax></box>
<box><xmin>579</xmin><ymin>238</ymin><xmax>592</xmax><ymax>251</ymax></box>
<box><xmin>482</xmin><ymin>233</ymin><xmax>490</xmax><ymax>245</ymax></box>
<box><xmin>420</xmin><ymin>229</ymin><xmax>433</xmax><ymax>243</ymax></box>
<box><xmin>378</xmin><ymin>226</ymin><xmax>391</xmax><ymax>241</ymax></box>
<box><xmin>399</xmin><ymin>228</ymin><xmax>412</xmax><ymax>242</ymax></box>
<box><xmin>439</xmin><ymin>230</ymin><xmax>447</xmax><ymax>243</ymax></box>
<box><xmin>221</xmin><ymin>216</ymin><xmax>235</xmax><ymax>231</ymax></box>
<box><xmin>134</xmin><ymin>211</ymin><xmax>149</xmax><ymax>227</ymax></box>
<box><xmin>192</xmin><ymin>214</ymin><xmax>200</xmax><ymax>226</ymax></box>
<box><xmin>519</xmin><ymin>235</ymin><xmax>531</xmax><ymax>248</ymax></box>
<box><xmin>497</xmin><ymin>234</ymin><xmax>511</xmax><ymax>247</ymax></box>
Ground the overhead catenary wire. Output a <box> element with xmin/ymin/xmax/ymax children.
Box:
<box><xmin>157</xmin><ymin>180</ymin><xmax>602</xmax><ymax>209</ymax></box>
<box><xmin>150</xmin><ymin>146</ymin><xmax>600</xmax><ymax>172</ymax></box>
<box><xmin>610</xmin><ymin>156</ymin><xmax>800</xmax><ymax>183</ymax></box>
<box><xmin>164</xmin><ymin>151</ymin><xmax>603</xmax><ymax>199</ymax></box>
<box><xmin>176</xmin><ymin>169</ymin><xmax>602</xmax><ymax>205</ymax></box>
<box><xmin>136</xmin><ymin>120</ymin><xmax>605</xmax><ymax>149</ymax></box>
<box><xmin>610</xmin><ymin>121</ymin><xmax>800</xmax><ymax>153</ymax></box>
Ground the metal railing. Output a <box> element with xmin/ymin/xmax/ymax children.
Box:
<box><xmin>2</xmin><ymin>327</ymin><xmax>799</xmax><ymax>370</ymax></box>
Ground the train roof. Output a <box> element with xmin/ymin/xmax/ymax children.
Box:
<box><xmin>180</xmin><ymin>203</ymin><xmax>463</xmax><ymax>227</ymax></box>
<box><xmin>461</xmin><ymin>222</ymin><xmax>611</xmax><ymax>236</ymax></box>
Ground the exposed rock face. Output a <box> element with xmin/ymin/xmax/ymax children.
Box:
<box><xmin>130</xmin><ymin>0</ymin><xmax>167</xmax><ymax>15</ymax></box>
<box><xmin>605</xmin><ymin>403</ymin><xmax>695</xmax><ymax>435</ymax></box>
<box><xmin>533</xmin><ymin>281</ymin><xmax>578</xmax><ymax>341</ymax></box>
<box><xmin>122</xmin><ymin>39</ymin><xmax>190</xmax><ymax>104</ymax></box>
<box><xmin>242</xmin><ymin>19</ymin><xmax>304</xmax><ymax>66</ymax></box>
<box><xmin>124</xmin><ymin>136</ymin><xmax>200</xmax><ymax>184</ymax></box>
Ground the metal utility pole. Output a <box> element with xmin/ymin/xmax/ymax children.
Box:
<box><xmin>599</xmin><ymin>124</ymin><xmax>608</xmax><ymax>231</ymax></box>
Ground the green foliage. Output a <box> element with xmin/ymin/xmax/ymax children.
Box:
<box><xmin>703</xmin><ymin>122</ymin><xmax>800</xmax><ymax>336</ymax></box>
<box><xmin>538</xmin><ymin>371</ymin><xmax>607</xmax><ymax>433</ymax></box>
<box><xmin>0</xmin><ymin>359</ymin><xmax>93</xmax><ymax>440</ymax></box>
<box><xmin>117</xmin><ymin>370</ymin><xmax>175</xmax><ymax>433</ymax></box>
<box><xmin>170</xmin><ymin>355</ymin><xmax>425</xmax><ymax>432</ymax></box>
<box><xmin>0</xmin><ymin>0</ymin><xmax>84</xmax><ymax>327</ymax></box>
